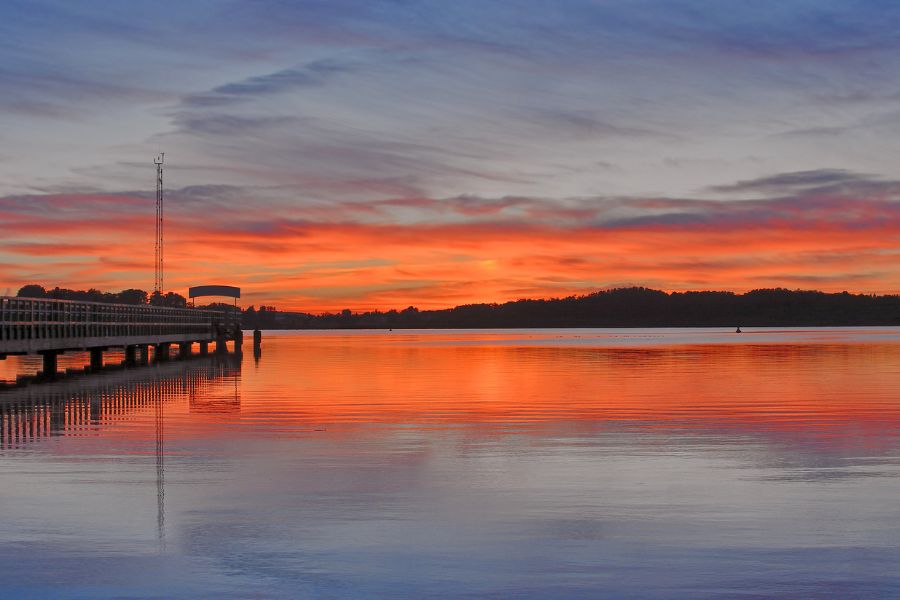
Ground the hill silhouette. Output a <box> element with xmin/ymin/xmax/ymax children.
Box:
<box><xmin>17</xmin><ymin>284</ymin><xmax>900</xmax><ymax>328</ymax></box>
<box><xmin>243</xmin><ymin>287</ymin><xmax>900</xmax><ymax>329</ymax></box>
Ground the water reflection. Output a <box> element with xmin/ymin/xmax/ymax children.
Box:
<box><xmin>0</xmin><ymin>355</ymin><xmax>241</xmax><ymax>449</ymax></box>
<box><xmin>156</xmin><ymin>371</ymin><xmax>166</xmax><ymax>551</ymax></box>
<box><xmin>2</xmin><ymin>330</ymin><xmax>900</xmax><ymax>598</ymax></box>
<box><xmin>1</xmin><ymin>355</ymin><xmax>241</xmax><ymax>564</ymax></box>
<box><xmin>253</xmin><ymin>333</ymin><xmax>900</xmax><ymax>443</ymax></box>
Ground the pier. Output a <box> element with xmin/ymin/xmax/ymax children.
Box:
<box><xmin>0</xmin><ymin>296</ymin><xmax>243</xmax><ymax>381</ymax></box>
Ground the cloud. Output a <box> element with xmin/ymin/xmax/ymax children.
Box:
<box><xmin>180</xmin><ymin>60</ymin><xmax>358</xmax><ymax>108</ymax></box>
<box><xmin>528</xmin><ymin>109</ymin><xmax>673</xmax><ymax>141</ymax></box>
<box><xmin>707</xmin><ymin>169</ymin><xmax>877</xmax><ymax>195</ymax></box>
<box><xmin>0</xmin><ymin>68</ymin><xmax>167</xmax><ymax>117</ymax></box>
<box><xmin>771</xmin><ymin>126</ymin><xmax>850</xmax><ymax>140</ymax></box>
<box><xmin>170</xmin><ymin>114</ymin><xmax>302</xmax><ymax>137</ymax></box>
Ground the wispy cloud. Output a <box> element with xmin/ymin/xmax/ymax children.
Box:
<box><xmin>180</xmin><ymin>60</ymin><xmax>358</xmax><ymax>108</ymax></box>
<box><xmin>0</xmin><ymin>67</ymin><xmax>167</xmax><ymax>117</ymax></box>
<box><xmin>707</xmin><ymin>169</ymin><xmax>878</xmax><ymax>195</ymax></box>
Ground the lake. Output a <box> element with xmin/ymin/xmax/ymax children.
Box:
<box><xmin>2</xmin><ymin>328</ymin><xmax>900</xmax><ymax>598</ymax></box>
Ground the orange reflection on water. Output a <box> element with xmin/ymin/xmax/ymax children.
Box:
<box><xmin>235</xmin><ymin>331</ymin><xmax>900</xmax><ymax>445</ymax></box>
<box><xmin>3</xmin><ymin>330</ymin><xmax>900</xmax><ymax>453</ymax></box>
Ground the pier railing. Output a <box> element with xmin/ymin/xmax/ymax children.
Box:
<box><xmin>0</xmin><ymin>296</ymin><xmax>239</xmax><ymax>356</ymax></box>
<box><xmin>0</xmin><ymin>296</ymin><xmax>226</xmax><ymax>341</ymax></box>
<box><xmin>0</xmin><ymin>295</ymin><xmax>245</xmax><ymax>384</ymax></box>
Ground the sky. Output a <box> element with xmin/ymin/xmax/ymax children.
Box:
<box><xmin>2</xmin><ymin>0</ymin><xmax>900</xmax><ymax>311</ymax></box>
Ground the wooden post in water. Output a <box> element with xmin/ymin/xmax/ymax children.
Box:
<box><xmin>156</xmin><ymin>343</ymin><xmax>171</xmax><ymax>362</ymax></box>
<box><xmin>233</xmin><ymin>328</ymin><xmax>243</xmax><ymax>354</ymax></box>
<box><xmin>90</xmin><ymin>348</ymin><xmax>104</xmax><ymax>371</ymax></box>
<box><xmin>39</xmin><ymin>351</ymin><xmax>59</xmax><ymax>378</ymax></box>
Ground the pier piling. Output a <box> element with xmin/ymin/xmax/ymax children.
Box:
<box><xmin>90</xmin><ymin>348</ymin><xmax>104</xmax><ymax>371</ymax></box>
<box><xmin>40</xmin><ymin>351</ymin><xmax>59</xmax><ymax>378</ymax></box>
<box><xmin>125</xmin><ymin>345</ymin><xmax>137</xmax><ymax>366</ymax></box>
<box><xmin>156</xmin><ymin>343</ymin><xmax>171</xmax><ymax>362</ymax></box>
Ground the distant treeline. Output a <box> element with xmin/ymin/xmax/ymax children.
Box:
<box><xmin>16</xmin><ymin>285</ymin><xmax>900</xmax><ymax>328</ymax></box>
<box><xmin>244</xmin><ymin>287</ymin><xmax>900</xmax><ymax>329</ymax></box>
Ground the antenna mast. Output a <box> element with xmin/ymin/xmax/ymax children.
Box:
<box><xmin>154</xmin><ymin>153</ymin><xmax>165</xmax><ymax>294</ymax></box>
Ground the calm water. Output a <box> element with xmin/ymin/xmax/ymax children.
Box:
<box><xmin>2</xmin><ymin>328</ymin><xmax>900</xmax><ymax>599</ymax></box>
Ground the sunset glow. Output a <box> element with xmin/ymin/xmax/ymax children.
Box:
<box><xmin>3</xmin><ymin>189</ymin><xmax>900</xmax><ymax>310</ymax></box>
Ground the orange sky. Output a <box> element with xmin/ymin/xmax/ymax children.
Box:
<box><xmin>2</xmin><ymin>188</ymin><xmax>900</xmax><ymax>311</ymax></box>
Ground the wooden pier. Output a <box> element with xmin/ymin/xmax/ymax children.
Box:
<box><xmin>0</xmin><ymin>296</ymin><xmax>243</xmax><ymax>381</ymax></box>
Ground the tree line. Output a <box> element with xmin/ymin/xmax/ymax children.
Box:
<box><xmin>17</xmin><ymin>284</ymin><xmax>900</xmax><ymax>328</ymax></box>
<box><xmin>243</xmin><ymin>287</ymin><xmax>900</xmax><ymax>329</ymax></box>
<box><xmin>16</xmin><ymin>284</ymin><xmax>188</xmax><ymax>307</ymax></box>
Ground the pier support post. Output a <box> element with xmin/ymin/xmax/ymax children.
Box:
<box><xmin>39</xmin><ymin>350</ymin><xmax>59</xmax><ymax>378</ymax></box>
<box><xmin>125</xmin><ymin>345</ymin><xmax>137</xmax><ymax>366</ymax></box>
<box><xmin>89</xmin><ymin>348</ymin><xmax>103</xmax><ymax>371</ymax></box>
<box><xmin>178</xmin><ymin>342</ymin><xmax>191</xmax><ymax>359</ymax></box>
<box><xmin>199</xmin><ymin>341</ymin><xmax>209</xmax><ymax>355</ymax></box>
<box><xmin>156</xmin><ymin>343</ymin><xmax>171</xmax><ymax>362</ymax></box>
<box><xmin>253</xmin><ymin>329</ymin><xmax>262</xmax><ymax>362</ymax></box>
<box><xmin>234</xmin><ymin>328</ymin><xmax>243</xmax><ymax>354</ymax></box>
<box><xmin>215</xmin><ymin>336</ymin><xmax>227</xmax><ymax>354</ymax></box>
<box><xmin>139</xmin><ymin>345</ymin><xmax>150</xmax><ymax>364</ymax></box>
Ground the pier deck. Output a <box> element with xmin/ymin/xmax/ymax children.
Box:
<box><xmin>0</xmin><ymin>296</ymin><xmax>242</xmax><ymax>379</ymax></box>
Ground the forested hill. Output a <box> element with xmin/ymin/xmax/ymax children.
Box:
<box><xmin>16</xmin><ymin>284</ymin><xmax>900</xmax><ymax>328</ymax></box>
<box><xmin>244</xmin><ymin>287</ymin><xmax>900</xmax><ymax>329</ymax></box>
